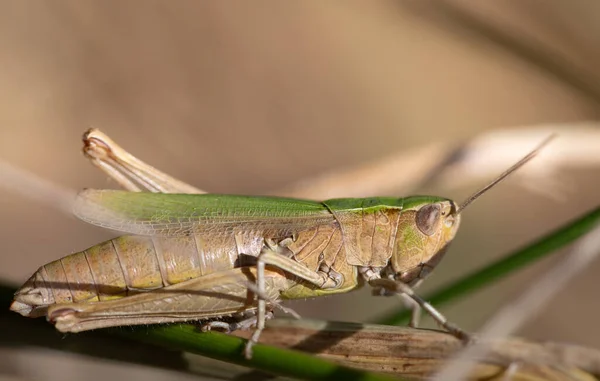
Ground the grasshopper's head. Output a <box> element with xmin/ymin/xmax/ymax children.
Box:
<box><xmin>388</xmin><ymin>197</ymin><xmax>460</xmax><ymax>285</ymax></box>
<box><xmin>386</xmin><ymin>135</ymin><xmax>554</xmax><ymax>286</ymax></box>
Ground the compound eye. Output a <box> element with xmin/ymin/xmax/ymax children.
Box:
<box><xmin>416</xmin><ymin>203</ymin><xmax>441</xmax><ymax>236</ymax></box>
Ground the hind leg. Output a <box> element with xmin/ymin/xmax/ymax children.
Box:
<box><xmin>200</xmin><ymin>309</ymin><xmax>275</xmax><ymax>334</ymax></box>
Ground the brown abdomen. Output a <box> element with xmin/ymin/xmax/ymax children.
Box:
<box><xmin>41</xmin><ymin>233</ymin><xmax>264</xmax><ymax>304</ymax></box>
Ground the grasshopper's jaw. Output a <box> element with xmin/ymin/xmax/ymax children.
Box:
<box><xmin>390</xmin><ymin>200</ymin><xmax>461</xmax><ymax>285</ymax></box>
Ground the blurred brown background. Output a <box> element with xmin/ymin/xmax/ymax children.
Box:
<box><xmin>0</xmin><ymin>1</ymin><xmax>599</xmax><ymax>380</ymax></box>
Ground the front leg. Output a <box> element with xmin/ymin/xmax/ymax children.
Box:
<box><xmin>374</xmin><ymin>277</ymin><xmax>424</xmax><ymax>328</ymax></box>
<box><xmin>363</xmin><ymin>268</ymin><xmax>470</xmax><ymax>342</ymax></box>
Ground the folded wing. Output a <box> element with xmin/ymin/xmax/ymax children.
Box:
<box><xmin>73</xmin><ymin>189</ymin><xmax>336</xmax><ymax>238</ymax></box>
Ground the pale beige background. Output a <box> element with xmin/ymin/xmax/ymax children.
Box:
<box><xmin>0</xmin><ymin>1</ymin><xmax>599</xmax><ymax>380</ymax></box>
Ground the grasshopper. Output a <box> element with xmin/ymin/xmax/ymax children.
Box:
<box><xmin>10</xmin><ymin>129</ymin><xmax>552</xmax><ymax>359</ymax></box>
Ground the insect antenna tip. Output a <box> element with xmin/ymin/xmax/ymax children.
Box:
<box><xmin>456</xmin><ymin>134</ymin><xmax>556</xmax><ymax>214</ymax></box>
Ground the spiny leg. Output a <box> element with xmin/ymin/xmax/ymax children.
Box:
<box><xmin>255</xmin><ymin>250</ymin><xmax>341</xmax><ymax>289</ymax></box>
<box><xmin>242</xmin><ymin>278</ymin><xmax>301</xmax><ymax>320</ymax></box>
<box><xmin>245</xmin><ymin>258</ymin><xmax>267</xmax><ymax>359</ymax></box>
<box><xmin>243</xmin><ymin>249</ymin><xmax>342</xmax><ymax>359</ymax></box>
<box><xmin>403</xmin><ymin>283</ymin><xmax>468</xmax><ymax>341</ymax></box>
<box><xmin>82</xmin><ymin>129</ymin><xmax>204</xmax><ymax>194</ymax></box>
<box><xmin>201</xmin><ymin>321</ymin><xmax>232</xmax><ymax>333</ymax></box>
<box><xmin>373</xmin><ymin>282</ymin><xmax>422</xmax><ymax>327</ymax></box>
<box><xmin>201</xmin><ymin>310</ymin><xmax>275</xmax><ymax>334</ymax></box>
<box><xmin>398</xmin><ymin>293</ymin><xmax>422</xmax><ymax>328</ymax></box>
<box><xmin>401</xmin><ymin>278</ymin><xmax>424</xmax><ymax>328</ymax></box>
<box><xmin>369</xmin><ymin>277</ymin><xmax>470</xmax><ymax>342</ymax></box>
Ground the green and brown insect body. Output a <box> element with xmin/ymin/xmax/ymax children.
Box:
<box><xmin>11</xmin><ymin>194</ymin><xmax>461</xmax><ymax>329</ymax></box>
<box><xmin>10</xmin><ymin>129</ymin><xmax>552</xmax><ymax>359</ymax></box>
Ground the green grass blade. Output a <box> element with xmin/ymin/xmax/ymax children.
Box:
<box><xmin>376</xmin><ymin>206</ymin><xmax>600</xmax><ymax>325</ymax></box>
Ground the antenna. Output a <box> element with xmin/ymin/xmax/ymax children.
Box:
<box><xmin>456</xmin><ymin>134</ymin><xmax>556</xmax><ymax>214</ymax></box>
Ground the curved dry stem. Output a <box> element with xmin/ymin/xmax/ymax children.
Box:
<box><xmin>230</xmin><ymin>319</ymin><xmax>600</xmax><ymax>380</ymax></box>
<box><xmin>279</xmin><ymin>123</ymin><xmax>600</xmax><ymax>199</ymax></box>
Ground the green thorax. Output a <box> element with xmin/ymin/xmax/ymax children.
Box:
<box><xmin>322</xmin><ymin>195</ymin><xmax>452</xmax><ymax>212</ymax></box>
<box><xmin>321</xmin><ymin>196</ymin><xmax>452</xmax><ymax>268</ymax></box>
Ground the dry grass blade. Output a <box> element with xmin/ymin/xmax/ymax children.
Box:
<box><xmin>433</xmin><ymin>124</ymin><xmax>600</xmax><ymax>194</ymax></box>
<box><xmin>0</xmin><ymin>159</ymin><xmax>77</xmax><ymax>215</ymax></box>
<box><xmin>277</xmin><ymin>141</ymin><xmax>453</xmax><ymax>199</ymax></box>
<box><xmin>279</xmin><ymin>124</ymin><xmax>600</xmax><ymax>199</ymax></box>
<box><xmin>231</xmin><ymin>319</ymin><xmax>600</xmax><ymax>380</ymax></box>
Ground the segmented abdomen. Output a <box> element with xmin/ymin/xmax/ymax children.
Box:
<box><xmin>39</xmin><ymin>233</ymin><xmax>264</xmax><ymax>304</ymax></box>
